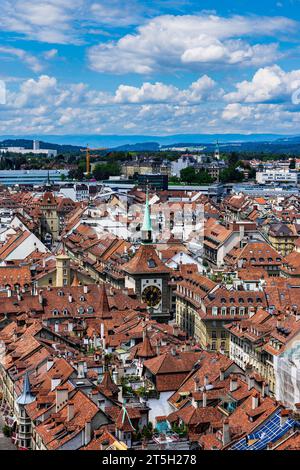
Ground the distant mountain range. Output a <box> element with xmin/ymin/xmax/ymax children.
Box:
<box><xmin>1</xmin><ymin>134</ymin><xmax>300</xmax><ymax>154</ymax></box>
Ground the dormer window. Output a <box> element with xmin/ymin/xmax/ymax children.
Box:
<box><xmin>63</xmin><ymin>308</ymin><xmax>68</xmax><ymax>315</ymax></box>
<box><xmin>53</xmin><ymin>309</ymin><xmax>59</xmax><ymax>316</ymax></box>
<box><xmin>78</xmin><ymin>306</ymin><xmax>85</xmax><ymax>314</ymax></box>
<box><xmin>79</xmin><ymin>296</ymin><xmax>85</xmax><ymax>302</ymax></box>
<box><xmin>58</xmin><ymin>291</ymin><xmax>64</xmax><ymax>297</ymax></box>
<box><xmin>147</xmin><ymin>259</ymin><xmax>157</xmax><ymax>268</ymax></box>
<box><xmin>87</xmin><ymin>306</ymin><xmax>94</xmax><ymax>314</ymax></box>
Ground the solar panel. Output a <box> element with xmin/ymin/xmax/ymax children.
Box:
<box><xmin>231</xmin><ymin>409</ymin><xmax>296</xmax><ymax>451</ymax></box>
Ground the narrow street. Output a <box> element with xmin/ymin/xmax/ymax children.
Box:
<box><xmin>0</xmin><ymin>412</ymin><xmax>16</xmax><ymax>450</ymax></box>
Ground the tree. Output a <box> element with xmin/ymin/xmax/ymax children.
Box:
<box><xmin>289</xmin><ymin>158</ymin><xmax>296</xmax><ymax>169</ymax></box>
<box><xmin>180</xmin><ymin>167</ymin><xmax>197</xmax><ymax>183</ymax></box>
<box><xmin>93</xmin><ymin>162</ymin><xmax>121</xmax><ymax>181</ymax></box>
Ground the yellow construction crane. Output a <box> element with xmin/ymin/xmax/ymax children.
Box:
<box><xmin>80</xmin><ymin>145</ymin><xmax>107</xmax><ymax>177</ymax></box>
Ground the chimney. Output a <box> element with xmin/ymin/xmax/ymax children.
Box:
<box><xmin>194</xmin><ymin>376</ymin><xmax>200</xmax><ymax>392</ymax></box>
<box><xmin>83</xmin><ymin>285</ymin><xmax>88</xmax><ymax>294</ymax></box>
<box><xmin>280</xmin><ymin>409</ymin><xmax>289</xmax><ymax>427</ymax></box>
<box><xmin>172</xmin><ymin>324</ymin><xmax>179</xmax><ymax>337</ymax></box>
<box><xmin>55</xmin><ymin>387</ymin><xmax>68</xmax><ymax>412</ymax></box>
<box><xmin>219</xmin><ymin>367</ymin><xmax>225</xmax><ymax>381</ymax></box>
<box><xmin>118</xmin><ymin>385</ymin><xmax>123</xmax><ymax>403</ymax></box>
<box><xmin>77</xmin><ymin>361</ymin><xmax>85</xmax><ymax>379</ymax></box>
<box><xmin>262</xmin><ymin>381</ymin><xmax>269</xmax><ymax>398</ymax></box>
<box><xmin>204</xmin><ymin>375</ymin><xmax>209</xmax><ymax>387</ymax></box>
<box><xmin>112</xmin><ymin>369</ymin><xmax>118</xmax><ymax>385</ymax></box>
<box><xmin>100</xmin><ymin>323</ymin><xmax>105</xmax><ymax>339</ymax></box>
<box><xmin>38</xmin><ymin>290</ymin><xmax>43</xmax><ymax>305</ymax></box>
<box><xmin>248</xmin><ymin>375</ymin><xmax>255</xmax><ymax>391</ymax></box>
<box><xmin>252</xmin><ymin>392</ymin><xmax>259</xmax><ymax>410</ymax></box>
<box><xmin>68</xmin><ymin>294</ymin><xmax>73</xmax><ymax>303</ymax></box>
<box><xmin>202</xmin><ymin>387</ymin><xmax>207</xmax><ymax>408</ymax></box>
<box><xmin>67</xmin><ymin>402</ymin><xmax>75</xmax><ymax>422</ymax></box>
<box><xmin>54</xmin><ymin>322</ymin><xmax>59</xmax><ymax>333</ymax></box>
<box><xmin>68</xmin><ymin>321</ymin><xmax>73</xmax><ymax>332</ymax></box>
<box><xmin>171</xmin><ymin>347</ymin><xmax>177</xmax><ymax>356</ymax></box>
<box><xmin>222</xmin><ymin>419</ymin><xmax>231</xmax><ymax>446</ymax></box>
<box><xmin>51</xmin><ymin>377</ymin><xmax>61</xmax><ymax>391</ymax></box>
<box><xmin>84</xmin><ymin>421</ymin><xmax>92</xmax><ymax>446</ymax></box>
<box><xmin>156</xmin><ymin>340</ymin><xmax>160</xmax><ymax>356</ymax></box>
<box><xmin>230</xmin><ymin>375</ymin><xmax>238</xmax><ymax>392</ymax></box>
<box><xmin>46</xmin><ymin>357</ymin><xmax>54</xmax><ymax>371</ymax></box>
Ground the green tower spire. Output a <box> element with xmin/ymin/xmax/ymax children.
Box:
<box><xmin>141</xmin><ymin>187</ymin><xmax>152</xmax><ymax>243</ymax></box>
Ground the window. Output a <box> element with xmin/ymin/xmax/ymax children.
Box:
<box><xmin>230</xmin><ymin>307</ymin><xmax>236</xmax><ymax>315</ymax></box>
<box><xmin>63</xmin><ymin>278</ymin><xmax>68</xmax><ymax>286</ymax></box>
<box><xmin>211</xmin><ymin>342</ymin><xmax>217</xmax><ymax>350</ymax></box>
<box><xmin>147</xmin><ymin>259</ymin><xmax>157</xmax><ymax>268</ymax></box>
<box><xmin>52</xmin><ymin>309</ymin><xmax>59</xmax><ymax>316</ymax></box>
<box><xmin>221</xmin><ymin>306</ymin><xmax>227</xmax><ymax>316</ymax></box>
<box><xmin>87</xmin><ymin>306</ymin><xmax>94</xmax><ymax>314</ymax></box>
<box><xmin>212</xmin><ymin>306</ymin><xmax>218</xmax><ymax>315</ymax></box>
<box><xmin>239</xmin><ymin>307</ymin><xmax>245</xmax><ymax>315</ymax></box>
<box><xmin>211</xmin><ymin>331</ymin><xmax>217</xmax><ymax>339</ymax></box>
<box><xmin>63</xmin><ymin>308</ymin><xmax>68</xmax><ymax>315</ymax></box>
<box><xmin>78</xmin><ymin>306</ymin><xmax>85</xmax><ymax>314</ymax></box>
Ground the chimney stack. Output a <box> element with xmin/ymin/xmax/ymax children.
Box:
<box><xmin>84</xmin><ymin>421</ymin><xmax>92</xmax><ymax>446</ymax></box>
<box><xmin>202</xmin><ymin>387</ymin><xmax>207</xmax><ymax>408</ymax></box>
<box><xmin>194</xmin><ymin>376</ymin><xmax>200</xmax><ymax>392</ymax></box>
<box><xmin>77</xmin><ymin>361</ymin><xmax>85</xmax><ymax>379</ymax></box>
<box><xmin>280</xmin><ymin>409</ymin><xmax>289</xmax><ymax>427</ymax></box>
<box><xmin>67</xmin><ymin>403</ymin><xmax>74</xmax><ymax>422</ymax></box>
<box><xmin>68</xmin><ymin>294</ymin><xmax>73</xmax><ymax>303</ymax></box>
<box><xmin>248</xmin><ymin>375</ymin><xmax>255</xmax><ymax>391</ymax></box>
<box><xmin>252</xmin><ymin>391</ymin><xmax>259</xmax><ymax>410</ymax></box>
<box><xmin>262</xmin><ymin>381</ymin><xmax>269</xmax><ymax>398</ymax></box>
<box><xmin>204</xmin><ymin>375</ymin><xmax>209</xmax><ymax>387</ymax></box>
<box><xmin>222</xmin><ymin>419</ymin><xmax>231</xmax><ymax>446</ymax></box>
<box><xmin>83</xmin><ymin>285</ymin><xmax>88</xmax><ymax>294</ymax></box>
<box><xmin>230</xmin><ymin>375</ymin><xmax>238</xmax><ymax>392</ymax></box>
<box><xmin>219</xmin><ymin>367</ymin><xmax>225</xmax><ymax>381</ymax></box>
<box><xmin>55</xmin><ymin>387</ymin><xmax>68</xmax><ymax>412</ymax></box>
<box><xmin>38</xmin><ymin>290</ymin><xmax>43</xmax><ymax>305</ymax></box>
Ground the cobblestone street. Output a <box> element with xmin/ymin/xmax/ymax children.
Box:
<box><xmin>0</xmin><ymin>412</ymin><xmax>16</xmax><ymax>450</ymax></box>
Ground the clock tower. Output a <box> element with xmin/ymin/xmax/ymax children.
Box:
<box><xmin>122</xmin><ymin>190</ymin><xmax>171</xmax><ymax>321</ymax></box>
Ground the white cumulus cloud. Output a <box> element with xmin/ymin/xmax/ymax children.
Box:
<box><xmin>88</xmin><ymin>14</ymin><xmax>295</xmax><ymax>74</ymax></box>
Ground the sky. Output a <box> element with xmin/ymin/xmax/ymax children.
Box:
<box><xmin>0</xmin><ymin>0</ymin><xmax>300</xmax><ymax>136</ymax></box>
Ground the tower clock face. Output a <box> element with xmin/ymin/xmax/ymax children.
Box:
<box><xmin>142</xmin><ymin>285</ymin><xmax>162</xmax><ymax>307</ymax></box>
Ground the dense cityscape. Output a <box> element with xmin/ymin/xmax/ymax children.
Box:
<box><xmin>0</xmin><ymin>139</ymin><xmax>299</xmax><ymax>453</ymax></box>
<box><xmin>1</xmin><ymin>0</ymin><xmax>300</xmax><ymax>459</ymax></box>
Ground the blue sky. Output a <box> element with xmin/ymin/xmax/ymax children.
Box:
<box><xmin>0</xmin><ymin>0</ymin><xmax>300</xmax><ymax>136</ymax></box>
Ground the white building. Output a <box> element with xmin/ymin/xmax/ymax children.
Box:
<box><xmin>256</xmin><ymin>170</ymin><xmax>298</xmax><ymax>185</ymax></box>
<box><xmin>0</xmin><ymin>140</ymin><xmax>57</xmax><ymax>157</ymax></box>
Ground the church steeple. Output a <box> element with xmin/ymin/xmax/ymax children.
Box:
<box><xmin>214</xmin><ymin>140</ymin><xmax>220</xmax><ymax>160</ymax></box>
<box><xmin>141</xmin><ymin>188</ymin><xmax>152</xmax><ymax>244</ymax></box>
